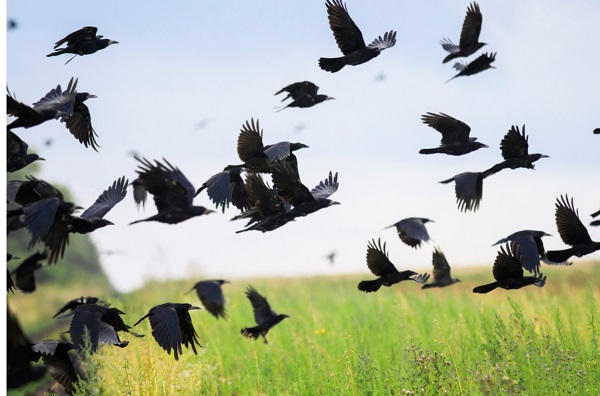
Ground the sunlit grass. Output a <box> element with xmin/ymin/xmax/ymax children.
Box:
<box><xmin>10</xmin><ymin>261</ymin><xmax>600</xmax><ymax>395</ymax></box>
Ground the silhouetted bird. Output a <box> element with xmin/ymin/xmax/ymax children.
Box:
<box><xmin>272</xmin><ymin>160</ymin><xmax>339</xmax><ymax>217</ymax></box>
<box><xmin>473</xmin><ymin>244</ymin><xmax>547</xmax><ymax>293</ymax></box>
<box><xmin>241</xmin><ymin>286</ymin><xmax>289</xmax><ymax>344</ymax></box>
<box><xmin>194</xmin><ymin>165</ymin><xmax>250</xmax><ymax>213</ymax></box>
<box><xmin>237</xmin><ymin>118</ymin><xmax>308</xmax><ymax>173</ymax></box>
<box><xmin>7</xmin><ymin>254</ymin><xmax>19</xmax><ymax>293</ymax></box>
<box><xmin>485</xmin><ymin>125</ymin><xmax>548</xmax><ymax>174</ymax></box>
<box><xmin>422</xmin><ymin>247</ymin><xmax>460</xmax><ymax>289</ymax></box>
<box><xmin>7</xmin><ymin>130</ymin><xmax>44</xmax><ymax>172</ymax></box>
<box><xmin>53</xmin><ymin>296</ymin><xmax>103</xmax><ymax>318</ymax></box>
<box><xmin>65</xmin><ymin>91</ymin><xmax>99</xmax><ymax>151</ymax></box>
<box><xmin>69</xmin><ymin>176</ymin><xmax>128</xmax><ymax>234</ymax></box>
<box><xmin>386</xmin><ymin>217</ymin><xmax>433</xmax><ymax>249</ymax></box>
<box><xmin>30</xmin><ymin>340</ymin><xmax>78</xmax><ymax>393</ymax></box>
<box><xmin>492</xmin><ymin>230</ymin><xmax>570</xmax><ymax>275</ymax></box>
<box><xmin>546</xmin><ymin>195</ymin><xmax>600</xmax><ymax>262</ymax></box>
<box><xmin>594</xmin><ymin>128</ymin><xmax>600</xmax><ymax>134</ymax></box>
<box><xmin>357</xmin><ymin>239</ymin><xmax>430</xmax><ymax>293</ymax></box>
<box><xmin>134</xmin><ymin>303</ymin><xmax>201</xmax><ymax>361</ymax></box>
<box><xmin>47</xmin><ymin>26</ymin><xmax>118</xmax><ymax>64</ymax></box>
<box><xmin>446</xmin><ymin>52</ymin><xmax>496</xmax><ymax>82</ymax></box>
<box><xmin>233</xmin><ymin>172</ymin><xmax>294</xmax><ymax>233</ymax></box>
<box><xmin>7</xmin><ymin>307</ymin><xmax>46</xmax><ymax>389</ymax></box>
<box><xmin>8</xmin><ymin>18</ymin><xmax>17</xmax><ymax>30</ymax></box>
<box><xmin>61</xmin><ymin>304</ymin><xmax>143</xmax><ymax>354</ymax></box>
<box><xmin>440</xmin><ymin>170</ymin><xmax>496</xmax><ymax>212</ymax></box>
<box><xmin>275</xmin><ymin>81</ymin><xmax>334</xmax><ymax>111</ymax></box>
<box><xmin>10</xmin><ymin>251</ymin><xmax>47</xmax><ymax>293</ymax></box>
<box><xmin>7</xmin><ymin>78</ymin><xmax>99</xmax><ymax>149</ymax></box>
<box><xmin>187</xmin><ymin>280</ymin><xmax>229</xmax><ymax>319</ymax></box>
<box><xmin>10</xmin><ymin>177</ymin><xmax>126</xmax><ymax>263</ymax></box>
<box><xmin>131</xmin><ymin>178</ymin><xmax>147</xmax><ymax>209</ymax></box>
<box><xmin>440</xmin><ymin>2</ymin><xmax>485</xmax><ymax>63</ymax></box>
<box><xmin>420</xmin><ymin>113</ymin><xmax>488</xmax><ymax>155</ymax></box>
<box><xmin>7</xmin><ymin>77</ymin><xmax>77</xmax><ymax>129</ymax></box>
<box><xmin>319</xmin><ymin>0</ymin><xmax>396</xmax><ymax>73</ymax></box>
<box><xmin>130</xmin><ymin>157</ymin><xmax>214</xmax><ymax>225</ymax></box>
<box><xmin>325</xmin><ymin>251</ymin><xmax>337</xmax><ymax>265</ymax></box>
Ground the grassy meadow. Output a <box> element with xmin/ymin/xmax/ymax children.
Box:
<box><xmin>10</xmin><ymin>261</ymin><xmax>600</xmax><ymax>395</ymax></box>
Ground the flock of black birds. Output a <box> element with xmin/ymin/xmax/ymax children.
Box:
<box><xmin>6</xmin><ymin>1</ymin><xmax>599</xmax><ymax>393</ymax></box>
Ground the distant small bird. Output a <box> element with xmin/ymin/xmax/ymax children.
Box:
<box><xmin>485</xmin><ymin>125</ymin><xmax>549</xmax><ymax>173</ymax></box>
<box><xmin>422</xmin><ymin>247</ymin><xmax>460</xmax><ymax>289</ymax></box>
<box><xmin>62</xmin><ymin>304</ymin><xmax>143</xmax><ymax>354</ymax></box>
<box><xmin>357</xmin><ymin>238</ymin><xmax>430</xmax><ymax>293</ymax></box>
<box><xmin>546</xmin><ymin>195</ymin><xmax>600</xmax><ymax>262</ymax></box>
<box><xmin>440</xmin><ymin>2</ymin><xmax>486</xmax><ymax>63</ymax></box>
<box><xmin>8</xmin><ymin>18</ymin><xmax>17</xmax><ymax>30</ymax></box>
<box><xmin>30</xmin><ymin>340</ymin><xmax>79</xmax><ymax>393</ymax></box>
<box><xmin>473</xmin><ymin>244</ymin><xmax>547</xmax><ymax>293</ymax></box>
<box><xmin>10</xmin><ymin>251</ymin><xmax>47</xmax><ymax>293</ymax></box>
<box><xmin>446</xmin><ymin>52</ymin><xmax>496</xmax><ymax>83</ymax></box>
<box><xmin>7</xmin><ymin>130</ymin><xmax>45</xmax><ymax>172</ymax></box>
<box><xmin>130</xmin><ymin>157</ymin><xmax>214</xmax><ymax>225</ymax></box>
<box><xmin>594</xmin><ymin>128</ymin><xmax>599</xmax><ymax>134</ymax></box>
<box><xmin>275</xmin><ymin>81</ymin><xmax>334</xmax><ymax>111</ymax></box>
<box><xmin>134</xmin><ymin>303</ymin><xmax>202</xmax><ymax>360</ymax></box>
<box><xmin>420</xmin><ymin>113</ymin><xmax>488</xmax><ymax>156</ymax></box>
<box><xmin>492</xmin><ymin>230</ymin><xmax>570</xmax><ymax>275</ymax></box>
<box><xmin>319</xmin><ymin>0</ymin><xmax>396</xmax><ymax>73</ymax></box>
<box><xmin>237</xmin><ymin>118</ymin><xmax>309</xmax><ymax>173</ymax></box>
<box><xmin>386</xmin><ymin>217</ymin><xmax>433</xmax><ymax>249</ymax></box>
<box><xmin>325</xmin><ymin>251</ymin><xmax>337</xmax><ymax>265</ymax></box>
<box><xmin>47</xmin><ymin>26</ymin><xmax>118</xmax><ymax>64</ymax></box>
<box><xmin>187</xmin><ymin>280</ymin><xmax>229</xmax><ymax>319</ymax></box>
<box><xmin>53</xmin><ymin>296</ymin><xmax>103</xmax><ymax>318</ymax></box>
<box><xmin>241</xmin><ymin>286</ymin><xmax>289</xmax><ymax>344</ymax></box>
<box><xmin>194</xmin><ymin>165</ymin><xmax>250</xmax><ymax>213</ymax></box>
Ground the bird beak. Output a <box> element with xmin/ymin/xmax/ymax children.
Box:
<box><xmin>329</xmin><ymin>201</ymin><xmax>341</xmax><ymax>206</ymax></box>
<box><xmin>326</xmin><ymin>97</ymin><xmax>335</xmax><ymax>101</ymax></box>
<box><xmin>109</xmin><ymin>40</ymin><xmax>119</xmax><ymax>45</ymax></box>
<box><xmin>39</xmin><ymin>157</ymin><xmax>46</xmax><ymax>161</ymax></box>
<box><xmin>88</xmin><ymin>94</ymin><xmax>98</xmax><ymax>99</ymax></box>
<box><xmin>190</xmin><ymin>306</ymin><xmax>201</xmax><ymax>310</ymax></box>
<box><xmin>540</xmin><ymin>155</ymin><xmax>550</xmax><ymax>158</ymax></box>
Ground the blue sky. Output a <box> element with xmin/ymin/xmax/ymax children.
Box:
<box><xmin>5</xmin><ymin>0</ymin><xmax>600</xmax><ymax>291</ymax></box>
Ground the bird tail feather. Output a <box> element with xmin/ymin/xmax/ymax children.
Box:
<box><xmin>241</xmin><ymin>326</ymin><xmax>261</xmax><ymax>339</ymax></box>
<box><xmin>319</xmin><ymin>57</ymin><xmax>345</xmax><ymax>73</ymax></box>
<box><xmin>546</xmin><ymin>248</ymin><xmax>576</xmax><ymax>263</ymax></box>
<box><xmin>357</xmin><ymin>280</ymin><xmax>382</xmax><ymax>293</ymax></box>
<box><xmin>473</xmin><ymin>283</ymin><xmax>498</xmax><ymax>294</ymax></box>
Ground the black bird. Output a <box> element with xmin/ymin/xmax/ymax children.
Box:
<box><xmin>130</xmin><ymin>157</ymin><xmax>215</xmax><ymax>225</ymax></box>
<box><xmin>7</xmin><ymin>78</ymin><xmax>99</xmax><ymax>149</ymax></box>
<box><xmin>187</xmin><ymin>280</ymin><xmax>229</xmax><ymax>319</ymax></box>
<box><xmin>546</xmin><ymin>195</ymin><xmax>600</xmax><ymax>262</ymax></box>
<box><xmin>7</xmin><ymin>77</ymin><xmax>78</xmax><ymax>130</ymax></box>
<box><xmin>10</xmin><ymin>177</ymin><xmax>127</xmax><ymax>263</ymax></box>
<box><xmin>194</xmin><ymin>165</ymin><xmax>250</xmax><ymax>213</ymax></box>
<box><xmin>420</xmin><ymin>113</ymin><xmax>488</xmax><ymax>156</ymax></box>
<box><xmin>133</xmin><ymin>303</ymin><xmax>201</xmax><ymax>361</ymax></box>
<box><xmin>237</xmin><ymin>118</ymin><xmax>308</xmax><ymax>173</ymax></box>
<box><xmin>53</xmin><ymin>296</ymin><xmax>103</xmax><ymax>318</ymax></box>
<box><xmin>492</xmin><ymin>230</ymin><xmax>570</xmax><ymax>275</ymax></box>
<box><xmin>446</xmin><ymin>52</ymin><xmax>496</xmax><ymax>83</ymax></box>
<box><xmin>69</xmin><ymin>176</ymin><xmax>128</xmax><ymax>234</ymax></box>
<box><xmin>386</xmin><ymin>217</ymin><xmax>433</xmax><ymax>249</ymax></box>
<box><xmin>241</xmin><ymin>286</ymin><xmax>289</xmax><ymax>344</ymax></box>
<box><xmin>473</xmin><ymin>244</ymin><xmax>547</xmax><ymax>294</ymax></box>
<box><xmin>440</xmin><ymin>2</ymin><xmax>486</xmax><ymax>63</ymax></box>
<box><xmin>131</xmin><ymin>178</ymin><xmax>147</xmax><ymax>210</ymax></box>
<box><xmin>47</xmin><ymin>26</ymin><xmax>118</xmax><ymax>64</ymax></box>
<box><xmin>440</xmin><ymin>170</ymin><xmax>494</xmax><ymax>212</ymax></box>
<box><xmin>7</xmin><ymin>254</ymin><xmax>19</xmax><ymax>293</ymax></box>
<box><xmin>319</xmin><ymin>0</ymin><xmax>396</xmax><ymax>73</ymax></box>
<box><xmin>65</xmin><ymin>91</ymin><xmax>100</xmax><ymax>151</ymax></box>
<box><xmin>7</xmin><ymin>307</ymin><xmax>46</xmax><ymax>389</ymax></box>
<box><xmin>594</xmin><ymin>128</ymin><xmax>600</xmax><ymax>134</ymax></box>
<box><xmin>61</xmin><ymin>304</ymin><xmax>143</xmax><ymax>354</ymax></box>
<box><xmin>10</xmin><ymin>251</ymin><xmax>47</xmax><ymax>293</ymax></box>
<box><xmin>275</xmin><ymin>81</ymin><xmax>334</xmax><ymax>111</ymax></box>
<box><xmin>591</xmin><ymin>208</ymin><xmax>600</xmax><ymax>227</ymax></box>
<box><xmin>30</xmin><ymin>340</ymin><xmax>79</xmax><ymax>393</ymax></box>
<box><xmin>485</xmin><ymin>125</ymin><xmax>549</xmax><ymax>173</ymax></box>
<box><xmin>233</xmin><ymin>172</ymin><xmax>294</xmax><ymax>233</ymax></box>
<box><xmin>422</xmin><ymin>247</ymin><xmax>460</xmax><ymax>289</ymax></box>
<box><xmin>357</xmin><ymin>238</ymin><xmax>430</xmax><ymax>293</ymax></box>
<box><xmin>7</xmin><ymin>130</ymin><xmax>45</xmax><ymax>172</ymax></box>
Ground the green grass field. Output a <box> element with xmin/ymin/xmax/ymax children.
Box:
<box><xmin>11</xmin><ymin>261</ymin><xmax>600</xmax><ymax>395</ymax></box>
